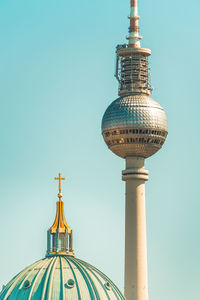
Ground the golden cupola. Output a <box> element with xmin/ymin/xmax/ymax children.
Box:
<box><xmin>46</xmin><ymin>173</ymin><xmax>74</xmax><ymax>257</ymax></box>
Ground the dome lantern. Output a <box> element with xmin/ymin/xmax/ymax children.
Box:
<box><xmin>46</xmin><ymin>173</ymin><xmax>74</xmax><ymax>257</ymax></box>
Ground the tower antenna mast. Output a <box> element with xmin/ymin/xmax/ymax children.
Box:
<box><xmin>127</xmin><ymin>0</ymin><xmax>142</xmax><ymax>48</ymax></box>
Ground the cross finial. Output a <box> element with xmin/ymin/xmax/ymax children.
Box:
<box><xmin>54</xmin><ymin>173</ymin><xmax>66</xmax><ymax>199</ymax></box>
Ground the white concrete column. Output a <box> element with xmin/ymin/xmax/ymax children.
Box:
<box><xmin>122</xmin><ymin>157</ymin><xmax>149</xmax><ymax>300</ymax></box>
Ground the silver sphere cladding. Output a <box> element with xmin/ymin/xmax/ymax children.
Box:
<box><xmin>101</xmin><ymin>95</ymin><xmax>168</xmax><ymax>158</ymax></box>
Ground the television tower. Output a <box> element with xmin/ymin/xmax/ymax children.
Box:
<box><xmin>101</xmin><ymin>1</ymin><xmax>168</xmax><ymax>300</ymax></box>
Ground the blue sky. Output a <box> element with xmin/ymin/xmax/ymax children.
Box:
<box><xmin>0</xmin><ymin>0</ymin><xmax>200</xmax><ymax>299</ymax></box>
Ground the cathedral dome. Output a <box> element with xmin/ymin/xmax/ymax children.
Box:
<box><xmin>0</xmin><ymin>256</ymin><xmax>124</xmax><ymax>300</ymax></box>
<box><xmin>0</xmin><ymin>173</ymin><xmax>125</xmax><ymax>300</ymax></box>
<box><xmin>102</xmin><ymin>95</ymin><xmax>168</xmax><ymax>158</ymax></box>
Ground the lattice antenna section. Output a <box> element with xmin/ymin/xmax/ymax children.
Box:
<box><xmin>115</xmin><ymin>46</ymin><xmax>151</xmax><ymax>96</ymax></box>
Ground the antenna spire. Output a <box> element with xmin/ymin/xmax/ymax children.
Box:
<box><xmin>127</xmin><ymin>0</ymin><xmax>142</xmax><ymax>47</ymax></box>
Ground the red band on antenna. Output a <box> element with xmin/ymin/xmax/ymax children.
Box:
<box><xmin>131</xmin><ymin>0</ymin><xmax>137</xmax><ymax>7</ymax></box>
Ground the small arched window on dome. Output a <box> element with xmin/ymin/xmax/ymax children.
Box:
<box><xmin>65</xmin><ymin>279</ymin><xmax>75</xmax><ymax>289</ymax></box>
<box><xmin>23</xmin><ymin>280</ymin><xmax>31</xmax><ymax>289</ymax></box>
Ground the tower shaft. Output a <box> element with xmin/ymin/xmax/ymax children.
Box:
<box><xmin>122</xmin><ymin>157</ymin><xmax>149</xmax><ymax>300</ymax></box>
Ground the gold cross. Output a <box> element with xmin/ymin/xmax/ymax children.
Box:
<box><xmin>54</xmin><ymin>173</ymin><xmax>66</xmax><ymax>198</ymax></box>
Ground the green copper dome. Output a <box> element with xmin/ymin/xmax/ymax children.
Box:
<box><xmin>0</xmin><ymin>256</ymin><xmax>124</xmax><ymax>300</ymax></box>
<box><xmin>0</xmin><ymin>174</ymin><xmax>125</xmax><ymax>300</ymax></box>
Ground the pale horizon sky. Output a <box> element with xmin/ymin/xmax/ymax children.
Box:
<box><xmin>0</xmin><ymin>0</ymin><xmax>200</xmax><ymax>299</ymax></box>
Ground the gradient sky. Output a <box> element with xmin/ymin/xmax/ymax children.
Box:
<box><xmin>0</xmin><ymin>0</ymin><xmax>200</xmax><ymax>299</ymax></box>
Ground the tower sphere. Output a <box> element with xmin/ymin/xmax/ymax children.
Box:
<box><xmin>102</xmin><ymin>95</ymin><xmax>168</xmax><ymax>158</ymax></box>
